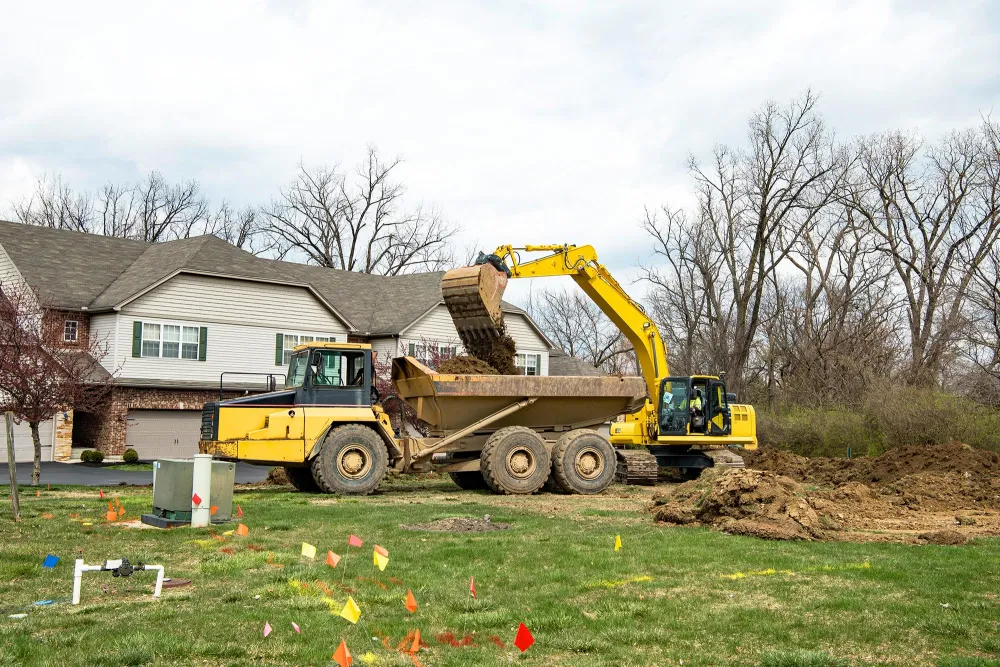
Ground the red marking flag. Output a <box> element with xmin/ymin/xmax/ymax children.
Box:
<box><xmin>192</xmin><ymin>492</ymin><xmax>202</xmax><ymax>506</ymax></box>
<box><xmin>99</xmin><ymin>489</ymin><xmax>104</xmax><ymax>499</ymax></box>
<box><xmin>348</xmin><ymin>534</ymin><xmax>363</xmax><ymax>547</ymax></box>
<box><xmin>405</xmin><ymin>590</ymin><xmax>418</xmax><ymax>613</ymax></box>
<box><xmin>469</xmin><ymin>576</ymin><xmax>476</xmax><ymax>599</ymax></box>
<box><xmin>237</xmin><ymin>505</ymin><xmax>243</xmax><ymax>518</ymax></box>
<box><xmin>513</xmin><ymin>623</ymin><xmax>534</xmax><ymax>652</ymax></box>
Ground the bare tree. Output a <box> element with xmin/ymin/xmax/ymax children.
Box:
<box><xmin>262</xmin><ymin>147</ymin><xmax>457</xmax><ymax>274</ymax></box>
<box><xmin>529</xmin><ymin>287</ymin><xmax>632</xmax><ymax>373</ymax></box>
<box><xmin>643</xmin><ymin>91</ymin><xmax>848</xmax><ymax>393</ymax></box>
<box><xmin>0</xmin><ymin>285</ymin><xmax>116</xmax><ymax>485</ymax></box>
<box><xmin>12</xmin><ymin>174</ymin><xmax>92</xmax><ymax>231</ymax></box>
<box><xmin>204</xmin><ymin>202</ymin><xmax>271</xmax><ymax>253</ymax></box>
<box><xmin>846</xmin><ymin>120</ymin><xmax>1000</xmax><ymax>386</ymax></box>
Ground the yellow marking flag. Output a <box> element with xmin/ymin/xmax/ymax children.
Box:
<box><xmin>301</xmin><ymin>542</ymin><xmax>317</xmax><ymax>559</ymax></box>
<box><xmin>374</xmin><ymin>550</ymin><xmax>389</xmax><ymax>571</ymax></box>
<box><xmin>614</xmin><ymin>535</ymin><xmax>622</xmax><ymax>551</ymax></box>
<box><xmin>340</xmin><ymin>596</ymin><xmax>361</xmax><ymax>624</ymax></box>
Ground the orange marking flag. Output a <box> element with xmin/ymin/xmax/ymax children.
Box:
<box><xmin>409</xmin><ymin>629</ymin><xmax>421</xmax><ymax>654</ymax></box>
<box><xmin>333</xmin><ymin>639</ymin><xmax>353</xmax><ymax>667</ymax></box>
<box><xmin>210</xmin><ymin>505</ymin><xmax>218</xmax><ymax>516</ymax></box>
<box><xmin>469</xmin><ymin>576</ymin><xmax>476</xmax><ymax>599</ymax></box>
<box><xmin>235</xmin><ymin>523</ymin><xmax>249</xmax><ymax>537</ymax></box>
<box><xmin>99</xmin><ymin>489</ymin><xmax>104</xmax><ymax>499</ymax></box>
<box><xmin>36</xmin><ymin>490</ymin><xmax>40</xmax><ymax>497</ymax></box>
<box><xmin>405</xmin><ymin>590</ymin><xmax>418</xmax><ymax>614</ymax></box>
<box><xmin>106</xmin><ymin>510</ymin><xmax>117</xmax><ymax>522</ymax></box>
<box><xmin>374</xmin><ymin>545</ymin><xmax>388</xmax><ymax>557</ymax></box>
<box><xmin>326</xmin><ymin>551</ymin><xmax>341</xmax><ymax>568</ymax></box>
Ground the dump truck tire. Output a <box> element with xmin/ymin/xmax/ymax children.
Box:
<box><xmin>310</xmin><ymin>424</ymin><xmax>388</xmax><ymax>495</ymax></box>
<box><xmin>285</xmin><ymin>466</ymin><xmax>321</xmax><ymax>493</ymax></box>
<box><xmin>480</xmin><ymin>426</ymin><xmax>550</xmax><ymax>495</ymax></box>
<box><xmin>552</xmin><ymin>429</ymin><xmax>616</xmax><ymax>495</ymax></box>
<box><xmin>448</xmin><ymin>471</ymin><xmax>490</xmax><ymax>490</ymax></box>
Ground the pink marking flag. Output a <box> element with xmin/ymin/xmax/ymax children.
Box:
<box><xmin>291</xmin><ymin>622</ymin><xmax>300</xmax><ymax>634</ymax></box>
<box><xmin>263</xmin><ymin>621</ymin><xmax>272</xmax><ymax>638</ymax></box>
<box><xmin>348</xmin><ymin>534</ymin><xmax>363</xmax><ymax>548</ymax></box>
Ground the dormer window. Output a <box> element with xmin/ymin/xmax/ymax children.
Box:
<box><xmin>64</xmin><ymin>320</ymin><xmax>79</xmax><ymax>343</ymax></box>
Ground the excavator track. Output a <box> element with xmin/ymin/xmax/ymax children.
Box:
<box><xmin>704</xmin><ymin>448</ymin><xmax>746</xmax><ymax>469</ymax></box>
<box><xmin>614</xmin><ymin>449</ymin><xmax>658</xmax><ymax>486</ymax></box>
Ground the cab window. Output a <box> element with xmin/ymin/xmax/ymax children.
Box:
<box><xmin>287</xmin><ymin>350</ymin><xmax>309</xmax><ymax>387</ymax></box>
<box><xmin>310</xmin><ymin>350</ymin><xmax>366</xmax><ymax>387</ymax></box>
<box><xmin>658</xmin><ymin>378</ymin><xmax>690</xmax><ymax>434</ymax></box>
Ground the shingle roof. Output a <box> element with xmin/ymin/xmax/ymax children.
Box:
<box><xmin>0</xmin><ymin>220</ymin><xmax>147</xmax><ymax>309</ymax></box>
<box><xmin>0</xmin><ymin>221</ymin><xmax>549</xmax><ymax>340</ymax></box>
<box><xmin>548</xmin><ymin>348</ymin><xmax>606</xmax><ymax>376</ymax></box>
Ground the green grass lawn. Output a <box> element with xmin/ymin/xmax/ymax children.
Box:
<box><xmin>103</xmin><ymin>463</ymin><xmax>154</xmax><ymax>472</ymax></box>
<box><xmin>1</xmin><ymin>476</ymin><xmax>999</xmax><ymax>666</ymax></box>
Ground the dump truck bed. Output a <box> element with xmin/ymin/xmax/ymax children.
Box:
<box><xmin>391</xmin><ymin>357</ymin><xmax>647</xmax><ymax>434</ymax></box>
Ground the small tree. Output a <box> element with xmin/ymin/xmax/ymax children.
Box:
<box><xmin>0</xmin><ymin>285</ymin><xmax>115</xmax><ymax>485</ymax></box>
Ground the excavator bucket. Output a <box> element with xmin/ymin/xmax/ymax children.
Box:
<box><xmin>441</xmin><ymin>262</ymin><xmax>508</xmax><ymax>340</ymax></box>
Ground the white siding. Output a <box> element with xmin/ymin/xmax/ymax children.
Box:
<box><xmin>0</xmin><ymin>242</ymin><xmax>25</xmax><ymax>287</ymax></box>
<box><xmin>126</xmin><ymin>274</ymin><xmax>347</xmax><ymax>331</ymax></box>
<box><xmin>400</xmin><ymin>304</ymin><xmax>551</xmax><ymax>375</ymax></box>
<box><xmin>105</xmin><ymin>274</ymin><xmax>350</xmax><ymax>383</ymax></box>
<box><xmin>89</xmin><ymin>313</ymin><xmax>119</xmax><ymax>364</ymax></box>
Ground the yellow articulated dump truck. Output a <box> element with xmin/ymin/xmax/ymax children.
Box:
<box><xmin>199</xmin><ymin>342</ymin><xmax>647</xmax><ymax>495</ymax></box>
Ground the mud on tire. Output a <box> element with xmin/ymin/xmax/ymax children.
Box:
<box><xmin>552</xmin><ymin>429</ymin><xmax>616</xmax><ymax>495</ymax></box>
<box><xmin>285</xmin><ymin>466</ymin><xmax>321</xmax><ymax>492</ymax></box>
<box><xmin>310</xmin><ymin>424</ymin><xmax>388</xmax><ymax>495</ymax></box>
<box><xmin>448</xmin><ymin>471</ymin><xmax>490</xmax><ymax>490</ymax></box>
<box><xmin>480</xmin><ymin>426</ymin><xmax>550</xmax><ymax>495</ymax></box>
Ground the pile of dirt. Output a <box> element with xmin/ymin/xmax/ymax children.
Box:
<box><xmin>400</xmin><ymin>516</ymin><xmax>511</xmax><ymax>532</ymax></box>
<box><xmin>651</xmin><ymin>444</ymin><xmax>1000</xmax><ymax>543</ymax></box>
<box><xmin>264</xmin><ymin>467</ymin><xmax>291</xmax><ymax>485</ymax></box>
<box><xmin>743</xmin><ymin>442</ymin><xmax>1000</xmax><ymax>487</ymax></box>
<box><xmin>437</xmin><ymin>356</ymin><xmax>500</xmax><ymax>375</ymax></box>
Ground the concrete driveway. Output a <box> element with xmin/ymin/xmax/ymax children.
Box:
<box><xmin>0</xmin><ymin>462</ymin><xmax>272</xmax><ymax>487</ymax></box>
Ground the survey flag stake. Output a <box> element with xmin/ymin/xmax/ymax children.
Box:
<box><xmin>301</xmin><ymin>542</ymin><xmax>317</xmax><ymax>559</ymax></box>
<box><xmin>469</xmin><ymin>576</ymin><xmax>476</xmax><ymax>599</ymax></box>
<box><xmin>615</xmin><ymin>535</ymin><xmax>622</xmax><ymax>551</ymax></box>
<box><xmin>326</xmin><ymin>551</ymin><xmax>341</xmax><ymax>568</ymax></box>
<box><xmin>291</xmin><ymin>622</ymin><xmax>300</xmax><ymax>634</ymax></box>
<box><xmin>348</xmin><ymin>534</ymin><xmax>363</xmax><ymax>547</ymax></box>
<box><xmin>340</xmin><ymin>596</ymin><xmax>361</xmax><ymax>624</ymax></box>
<box><xmin>235</xmin><ymin>523</ymin><xmax>249</xmax><ymax>537</ymax></box>
<box><xmin>236</xmin><ymin>504</ymin><xmax>243</xmax><ymax>519</ymax></box>
<box><xmin>374</xmin><ymin>549</ymin><xmax>389</xmax><ymax>572</ymax></box>
<box><xmin>513</xmin><ymin>623</ymin><xmax>535</xmax><ymax>652</ymax></box>
<box><xmin>263</xmin><ymin>621</ymin><xmax>272</xmax><ymax>638</ymax></box>
<box><xmin>42</xmin><ymin>554</ymin><xmax>59</xmax><ymax>568</ymax></box>
<box><xmin>333</xmin><ymin>639</ymin><xmax>352</xmax><ymax>667</ymax></box>
<box><xmin>99</xmin><ymin>489</ymin><xmax>104</xmax><ymax>499</ymax></box>
<box><xmin>405</xmin><ymin>590</ymin><xmax>418</xmax><ymax>613</ymax></box>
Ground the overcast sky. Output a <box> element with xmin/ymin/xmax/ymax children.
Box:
<box><xmin>1</xmin><ymin>1</ymin><xmax>997</xmax><ymax>302</ymax></box>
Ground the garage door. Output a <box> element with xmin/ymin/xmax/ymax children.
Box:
<box><xmin>125</xmin><ymin>410</ymin><xmax>202</xmax><ymax>460</ymax></box>
<box><xmin>10</xmin><ymin>419</ymin><xmax>54</xmax><ymax>463</ymax></box>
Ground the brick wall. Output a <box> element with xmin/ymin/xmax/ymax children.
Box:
<box><xmin>89</xmin><ymin>386</ymin><xmax>241</xmax><ymax>455</ymax></box>
<box><xmin>42</xmin><ymin>309</ymin><xmax>90</xmax><ymax>348</ymax></box>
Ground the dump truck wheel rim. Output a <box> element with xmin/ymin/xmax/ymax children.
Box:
<box><xmin>575</xmin><ymin>447</ymin><xmax>604</xmax><ymax>480</ymax></box>
<box><xmin>506</xmin><ymin>447</ymin><xmax>536</xmax><ymax>479</ymax></box>
<box><xmin>338</xmin><ymin>447</ymin><xmax>372</xmax><ymax>479</ymax></box>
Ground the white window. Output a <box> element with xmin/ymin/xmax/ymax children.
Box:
<box><xmin>407</xmin><ymin>342</ymin><xmax>458</xmax><ymax>367</ymax></box>
<box><xmin>515</xmin><ymin>353</ymin><xmax>541</xmax><ymax>376</ymax></box>
<box><xmin>142</xmin><ymin>322</ymin><xmax>202</xmax><ymax>359</ymax></box>
<box><xmin>281</xmin><ymin>334</ymin><xmax>337</xmax><ymax>365</ymax></box>
<box><xmin>63</xmin><ymin>320</ymin><xmax>79</xmax><ymax>342</ymax></box>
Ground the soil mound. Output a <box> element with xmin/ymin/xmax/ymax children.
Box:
<box><xmin>401</xmin><ymin>516</ymin><xmax>511</xmax><ymax>532</ymax></box>
<box><xmin>437</xmin><ymin>356</ymin><xmax>500</xmax><ymax>375</ymax></box>
<box><xmin>265</xmin><ymin>467</ymin><xmax>291</xmax><ymax>485</ymax></box>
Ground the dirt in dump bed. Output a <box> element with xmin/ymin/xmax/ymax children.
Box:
<box><xmin>437</xmin><ymin>356</ymin><xmax>500</xmax><ymax>375</ymax></box>
<box><xmin>400</xmin><ymin>516</ymin><xmax>511</xmax><ymax>532</ymax></box>
<box><xmin>650</xmin><ymin>444</ymin><xmax>1000</xmax><ymax>543</ymax></box>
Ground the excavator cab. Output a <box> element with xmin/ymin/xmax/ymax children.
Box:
<box><xmin>657</xmin><ymin>376</ymin><xmax>732</xmax><ymax>437</ymax></box>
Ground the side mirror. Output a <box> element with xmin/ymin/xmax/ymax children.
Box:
<box><xmin>726</xmin><ymin>393</ymin><xmax>737</xmax><ymax>402</ymax></box>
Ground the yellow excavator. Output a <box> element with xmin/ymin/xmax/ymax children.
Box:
<box><xmin>199</xmin><ymin>244</ymin><xmax>755</xmax><ymax>495</ymax></box>
<box><xmin>441</xmin><ymin>244</ymin><xmax>756</xmax><ymax>479</ymax></box>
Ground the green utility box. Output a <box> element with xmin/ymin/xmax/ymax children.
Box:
<box><xmin>147</xmin><ymin>459</ymin><xmax>236</xmax><ymax>523</ymax></box>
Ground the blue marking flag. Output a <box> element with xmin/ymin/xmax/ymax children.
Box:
<box><xmin>42</xmin><ymin>554</ymin><xmax>59</xmax><ymax>568</ymax></box>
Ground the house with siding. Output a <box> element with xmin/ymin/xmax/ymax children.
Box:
<box><xmin>0</xmin><ymin>220</ymin><xmax>565</xmax><ymax>462</ymax></box>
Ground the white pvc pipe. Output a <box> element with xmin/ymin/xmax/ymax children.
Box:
<box><xmin>191</xmin><ymin>454</ymin><xmax>212</xmax><ymax>528</ymax></box>
<box><xmin>72</xmin><ymin>559</ymin><xmax>165</xmax><ymax>605</ymax></box>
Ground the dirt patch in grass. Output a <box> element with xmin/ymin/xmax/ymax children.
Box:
<box><xmin>400</xmin><ymin>516</ymin><xmax>511</xmax><ymax>532</ymax></box>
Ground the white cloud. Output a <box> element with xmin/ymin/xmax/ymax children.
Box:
<box><xmin>1</xmin><ymin>0</ymin><xmax>997</xmax><ymax>294</ymax></box>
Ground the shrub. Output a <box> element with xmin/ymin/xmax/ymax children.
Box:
<box><xmin>122</xmin><ymin>448</ymin><xmax>139</xmax><ymax>463</ymax></box>
<box><xmin>757</xmin><ymin>407</ymin><xmax>884</xmax><ymax>458</ymax></box>
<box><xmin>80</xmin><ymin>449</ymin><xmax>104</xmax><ymax>463</ymax></box>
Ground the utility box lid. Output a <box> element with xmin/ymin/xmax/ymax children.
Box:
<box><xmin>151</xmin><ymin>459</ymin><xmax>236</xmax><ymax>522</ymax></box>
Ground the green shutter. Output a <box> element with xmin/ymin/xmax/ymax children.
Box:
<box><xmin>408</xmin><ymin>343</ymin><xmax>415</xmax><ymax>356</ymax></box>
<box><xmin>536</xmin><ymin>354</ymin><xmax>542</xmax><ymax>375</ymax></box>
<box><xmin>275</xmin><ymin>333</ymin><xmax>284</xmax><ymax>365</ymax></box>
<box><xmin>198</xmin><ymin>327</ymin><xmax>208</xmax><ymax>361</ymax></box>
<box><xmin>131</xmin><ymin>321</ymin><xmax>142</xmax><ymax>357</ymax></box>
